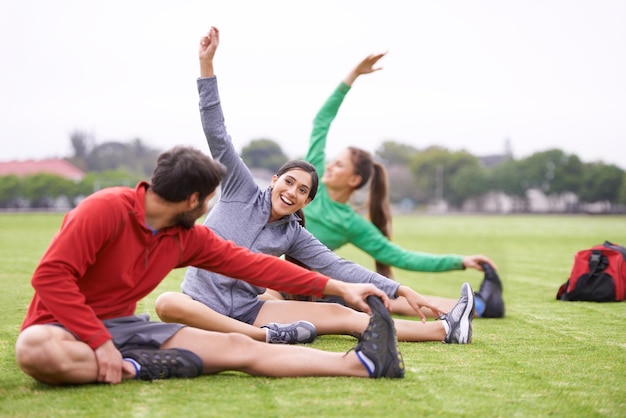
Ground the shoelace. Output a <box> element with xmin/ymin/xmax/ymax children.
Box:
<box><xmin>270</xmin><ymin>328</ymin><xmax>299</xmax><ymax>343</ymax></box>
<box><xmin>137</xmin><ymin>354</ymin><xmax>179</xmax><ymax>381</ymax></box>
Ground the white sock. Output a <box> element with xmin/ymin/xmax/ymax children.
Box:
<box><xmin>124</xmin><ymin>358</ymin><xmax>141</xmax><ymax>378</ymax></box>
<box><xmin>355</xmin><ymin>350</ymin><xmax>375</xmax><ymax>376</ymax></box>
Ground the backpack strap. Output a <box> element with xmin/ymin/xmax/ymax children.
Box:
<box><xmin>588</xmin><ymin>250</ymin><xmax>602</xmax><ymax>276</ymax></box>
<box><xmin>603</xmin><ymin>241</ymin><xmax>626</xmax><ymax>260</ymax></box>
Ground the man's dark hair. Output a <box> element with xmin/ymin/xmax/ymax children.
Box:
<box><xmin>151</xmin><ymin>146</ymin><xmax>227</xmax><ymax>203</ymax></box>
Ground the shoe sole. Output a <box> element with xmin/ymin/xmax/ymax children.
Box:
<box><xmin>479</xmin><ymin>263</ymin><xmax>505</xmax><ymax>318</ymax></box>
<box><xmin>457</xmin><ymin>283</ymin><xmax>474</xmax><ymax>344</ymax></box>
<box><xmin>365</xmin><ymin>296</ymin><xmax>405</xmax><ymax>378</ymax></box>
<box><xmin>481</xmin><ymin>262</ymin><xmax>503</xmax><ymax>290</ymax></box>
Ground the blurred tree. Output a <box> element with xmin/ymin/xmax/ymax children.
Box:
<box><xmin>21</xmin><ymin>174</ymin><xmax>75</xmax><ymax>208</ymax></box>
<box><xmin>448</xmin><ymin>163</ymin><xmax>490</xmax><ymax>207</ymax></box>
<box><xmin>409</xmin><ymin>146</ymin><xmax>479</xmax><ymax>204</ymax></box>
<box><xmin>375</xmin><ymin>140</ymin><xmax>419</xmax><ymax>166</ymax></box>
<box><xmin>0</xmin><ymin>175</ymin><xmax>22</xmax><ymax>208</ymax></box>
<box><xmin>579</xmin><ymin>162</ymin><xmax>624</xmax><ymax>203</ymax></box>
<box><xmin>618</xmin><ymin>172</ymin><xmax>626</xmax><ymax>205</ymax></box>
<box><xmin>84</xmin><ymin>139</ymin><xmax>160</xmax><ymax>176</ymax></box>
<box><xmin>241</xmin><ymin>139</ymin><xmax>288</xmax><ymax>172</ymax></box>
<box><xmin>68</xmin><ymin>130</ymin><xmax>95</xmax><ymax>171</ymax></box>
<box><xmin>517</xmin><ymin>149</ymin><xmax>582</xmax><ymax>195</ymax></box>
<box><xmin>490</xmin><ymin>159</ymin><xmax>526</xmax><ymax>198</ymax></box>
<box><xmin>386</xmin><ymin>164</ymin><xmax>421</xmax><ymax>204</ymax></box>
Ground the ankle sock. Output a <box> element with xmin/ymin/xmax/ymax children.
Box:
<box><xmin>474</xmin><ymin>295</ymin><xmax>486</xmax><ymax>317</ymax></box>
<box><xmin>355</xmin><ymin>350</ymin><xmax>375</xmax><ymax>377</ymax></box>
<box><xmin>124</xmin><ymin>357</ymin><xmax>141</xmax><ymax>379</ymax></box>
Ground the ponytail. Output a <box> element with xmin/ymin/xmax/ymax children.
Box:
<box><xmin>368</xmin><ymin>162</ymin><xmax>394</xmax><ymax>278</ymax></box>
<box><xmin>348</xmin><ymin>147</ymin><xmax>394</xmax><ymax>278</ymax></box>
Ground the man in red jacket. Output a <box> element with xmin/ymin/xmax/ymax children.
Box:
<box><xmin>15</xmin><ymin>146</ymin><xmax>404</xmax><ymax>385</ymax></box>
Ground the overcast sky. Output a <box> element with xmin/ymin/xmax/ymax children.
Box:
<box><xmin>1</xmin><ymin>0</ymin><xmax>625</xmax><ymax>170</ymax></box>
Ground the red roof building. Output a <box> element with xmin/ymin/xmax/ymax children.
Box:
<box><xmin>0</xmin><ymin>159</ymin><xmax>85</xmax><ymax>181</ymax></box>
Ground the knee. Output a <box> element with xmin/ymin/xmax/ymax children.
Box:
<box><xmin>15</xmin><ymin>326</ymin><xmax>55</xmax><ymax>377</ymax></box>
<box><xmin>155</xmin><ymin>292</ymin><xmax>185</xmax><ymax>322</ymax></box>
<box><xmin>220</xmin><ymin>332</ymin><xmax>258</xmax><ymax>357</ymax></box>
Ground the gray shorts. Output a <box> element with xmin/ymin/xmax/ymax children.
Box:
<box><xmin>227</xmin><ymin>299</ymin><xmax>265</xmax><ymax>325</ymax></box>
<box><xmin>55</xmin><ymin>313</ymin><xmax>184</xmax><ymax>351</ymax></box>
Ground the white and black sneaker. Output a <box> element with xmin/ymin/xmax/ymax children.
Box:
<box><xmin>261</xmin><ymin>320</ymin><xmax>317</xmax><ymax>344</ymax></box>
<box><xmin>442</xmin><ymin>283</ymin><xmax>475</xmax><ymax>344</ymax></box>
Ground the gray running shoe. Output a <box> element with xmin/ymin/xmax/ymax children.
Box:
<box><xmin>353</xmin><ymin>296</ymin><xmax>405</xmax><ymax>378</ymax></box>
<box><xmin>476</xmin><ymin>262</ymin><xmax>505</xmax><ymax>318</ymax></box>
<box><xmin>443</xmin><ymin>282</ymin><xmax>475</xmax><ymax>344</ymax></box>
<box><xmin>122</xmin><ymin>348</ymin><xmax>203</xmax><ymax>381</ymax></box>
<box><xmin>261</xmin><ymin>320</ymin><xmax>317</xmax><ymax>344</ymax></box>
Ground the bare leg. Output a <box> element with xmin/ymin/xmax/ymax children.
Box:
<box><xmin>390</xmin><ymin>296</ymin><xmax>457</xmax><ymax>318</ymax></box>
<box><xmin>264</xmin><ymin>289</ymin><xmax>457</xmax><ymax>319</ymax></box>
<box><xmin>255</xmin><ymin>299</ymin><xmax>369</xmax><ymax>336</ymax></box>
<box><xmin>15</xmin><ymin>325</ymin><xmax>135</xmax><ymax>385</ymax></box>
<box><xmin>255</xmin><ymin>299</ymin><xmax>446</xmax><ymax>342</ymax></box>
<box><xmin>155</xmin><ymin>292</ymin><xmax>267</xmax><ymax>342</ymax></box>
<box><xmin>163</xmin><ymin>327</ymin><xmax>369</xmax><ymax>377</ymax></box>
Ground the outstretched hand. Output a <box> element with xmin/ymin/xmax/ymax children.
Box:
<box><xmin>396</xmin><ymin>285</ymin><xmax>446</xmax><ymax>322</ymax></box>
<box><xmin>462</xmin><ymin>255</ymin><xmax>498</xmax><ymax>272</ymax></box>
<box><xmin>344</xmin><ymin>52</ymin><xmax>387</xmax><ymax>86</ymax></box>
<box><xmin>199</xmin><ymin>26</ymin><xmax>220</xmax><ymax>78</ymax></box>
<box><xmin>326</xmin><ymin>281</ymin><xmax>390</xmax><ymax>315</ymax></box>
<box><xmin>344</xmin><ymin>283</ymin><xmax>391</xmax><ymax>315</ymax></box>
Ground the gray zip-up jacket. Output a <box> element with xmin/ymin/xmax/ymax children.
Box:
<box><xmin>181</xmin><ymin>76</ymin><xmax>400</xmax><ymax>321</ymax></box>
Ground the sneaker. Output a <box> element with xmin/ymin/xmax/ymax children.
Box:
<box><xmin>443</xmin><ymin>283</ymin><xmax>475</xmax><ymax>344</ymax></box>
<box><xmin>122</xmin><ymin>348</ymin><xmax>203</xmax><ymax>381</ymax></box>
<box><xmin>476</xmin><ymin>262</ymin><xmax>505</xmax><ymax>318</ymax></box>
<box><xmin>353</xmin><ymin>295</ymin><xmax>404</xmax><ymax>378</ymax></box>
<box><xmin>261</xmin><ymin>320</ymin><xmax>317</xmax><ymax>344</ymax></box>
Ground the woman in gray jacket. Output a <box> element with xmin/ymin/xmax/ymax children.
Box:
<box><xmin>155</xmin><ymin>26</ymin><xmax>474</xmax><ymax>346</ymax></box>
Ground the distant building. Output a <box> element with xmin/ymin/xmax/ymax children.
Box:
<box><xmin>0</xmin><ymin>159</ymin><xmax>85</xmax><ymax>181</ymax></box>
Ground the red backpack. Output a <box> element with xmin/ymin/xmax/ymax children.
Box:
<box><xmin>557</xmin><ymin>241</ymin><xmax>626</xmax><ymax>302</ymax></box>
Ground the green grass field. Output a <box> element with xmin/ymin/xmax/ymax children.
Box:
<box><xmin>1</xmin><ymin>213</ymin><xmax>625</xmax><ymax>417</ymax></box>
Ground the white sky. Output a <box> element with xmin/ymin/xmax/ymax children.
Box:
<box><xmin>1</xmin><ymin>0</ymin><xmax>625</xmax><ymax>169</ymax></box>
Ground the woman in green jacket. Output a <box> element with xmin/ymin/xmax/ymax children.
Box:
<box><xmin>297</xmin><ymin>52</ymin><xmax>504</xmax><ymax>318</ymax></box>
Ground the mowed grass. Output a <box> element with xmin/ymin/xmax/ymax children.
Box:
<box><xmin>0</xmin><ymin>213</ymin><xmax>625</xmax><ymax>417</ymax></box>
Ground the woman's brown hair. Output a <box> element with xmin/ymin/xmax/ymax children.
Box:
<box><xmin>347</xmin><ymin>146</ymin><xmax>394</xmax><ymax>278</ymax></box>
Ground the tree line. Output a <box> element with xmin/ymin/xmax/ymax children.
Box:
<box><xmin>240</xmin><ymin>138</ymin><xmax>626</xmax><ymax>213</ymax></box>
<box><xmin>0</xmin><ymin>131</ymin><xmax>157</xmax><ymax>209</ymax></box>
<box><xmin>1</xmin><ymin>131</ymin><xmax>625</xmax><ymax>212</ymax></box>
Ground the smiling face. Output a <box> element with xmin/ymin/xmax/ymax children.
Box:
<box><xmin>322</xmin><ymin>148</ymin><xmax>361</xmax><ymax>190</ymax></box>
<box><xmin>269</xmin><ymin>168</ymin><xmax>314</xmax><ymax>222</ymax></box>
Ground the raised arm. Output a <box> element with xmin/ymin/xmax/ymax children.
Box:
<box><xmin>305</xmin><ymin>52</ymin><xmax>386</xmax><ymax>173</ymax></box>
<box><xmin>343</xmin><ymin>52</ymin><xmax>386</xmax><ymax>86</ymax></box>
<box><xmin>199</xmin><ymin>26</ymin><xmax>219</xmax><ymax>78</ymax></box>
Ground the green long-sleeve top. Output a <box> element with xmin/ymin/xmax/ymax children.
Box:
<box><xmin>303</xmin><ymin>82</ymin><xmax>465</xmax><ymax>272</ymax></box>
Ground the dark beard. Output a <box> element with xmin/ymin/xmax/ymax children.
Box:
<box><xmin>173</xmin><ymin>210</ymin><xmax>198</xmax><ymax>229</ymax></box>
